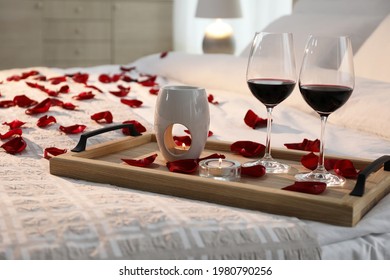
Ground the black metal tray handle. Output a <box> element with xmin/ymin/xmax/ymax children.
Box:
<box><xmin>349</xmin><ymin>155</ymin><xmax>390</xmax><ymax>197</ymax></box>
<box><xmin>71</xmin><ymin>124</ymin><xmax>141</xmax><ymax>153</ymax></box>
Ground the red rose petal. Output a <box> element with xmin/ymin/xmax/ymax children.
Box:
<box><xmin>44</xmin><ymin>147</ymin><xmax>67</xmax><ymax>159</ymax></box>
<box><xmin>48</xmin><ymin>76</ymin><xmax>67</xmax><ymax>85</ymax></box>
<box><xmin>50</xmin><ymin>98</ymin><xmax>64</xmax><ymax>107</ymax></box>
<box><xmin>300</xmin><ymin>152</ymin><xmax>319</xmax><ymax>170</ymax></box>
<box><xmin>244</xmin><ymin>109</ymin><xmax>267</xmax><ymax>129</ymax></box>
<box><xmin>59</xmin><ymin>124</ymin><xmax>86</xmax><ymax>134</ymax></box>
<box><xmin>230</xmin><ymin>141</ymin><xmax>265</xmax><ymax>157</ymax></box>
<box><xmin>160</xmin><ymin>51</ymin><xmax>168</xmax><ymax>58</ymax></box>
<box><xmin>37</xmin><ymin>115</ymin><xmax>57</xmax><ymax>128</ymax></box>
<box><xmin>138</xmin><ymin>75</ymin><xmax>157</xmax><ymax>87</ymax></box>
<box><xmin>72</xmin><ymin>73</ymin><xmax>89</xmax><ymax>84</ymax></box>
<box><xmin>284</xmin><ymin>138</ymin><xmax>320</xmax><ymax>152</ymax></box>
<box><xmin>1</xmin><ymin>136</ymin><xmax>27</xmax><ymax>154</ymax></box>
<box><xmin>13</xmin><ymin>95</ymin><xmax>38</xmax><ymax>107</ymax></box>
<box><xmin>0</xmin><ymin>100</ymin><xmax>15</xmax><ymax>108</ymax></box>
<box><xmin>0</xmin><ymin>128</ymin><xmax>23</xmax><ymax>140</ymax></box>
<box><xmin>241</xmin><ymin>164</ymin><xmax>266</xmax><ymax>177</ymax></box>
<box><xmin>58</xmin><ymin>85</ymin><xmax>70</xmax><ymax>94</ymax></box>
<box><xmin>149</xmin><ymin>87</ymin><xmax>160</xmax><ymax>95</ymax></box>
<box><xmin>3</xmin><ymin>120</ymin><xmax>26</xmax><ymax>129</ymax></box>
<box><xmin>25</xmin><ymin>98</ymin><xmax>51</xmax><ymax>115</ymax></box>
<box><xmin>110</xmin><ymin>86</ymin><xmax>130</xmax><ymax>97</ymax></box>
<box><xmin>91</xmin><ymin>111</ymin><xmax>113</xmax><ymax>124</ymax></box>
<box><xmin>62</xmin><ymin>102</ymin><xmax>77</xmax><ymax>110</ymax></box>
<box><xmin>173</xmin><ymin>135</ymin><xmax>192</xmax><ymax>147</ymax></box>
<box><xmin>122</xmin><ymin>120</ymin><xmax>147</xmax><ymax>135</ymax></box>
<box><xmin>72</xmin><ymin>91</ymin><xmax>95</xmax><ymax>100</ymax></box>
<box><xmin>166</xmin><ymin>159</ymin><xmax>198</xmax><ymax>174</ymax></box>
<box><xmin>120</xmin><ymin>98</ymin><xmax>143</xmax><ymax>108</ymax></box>
<box><xmin>7</xmin><ymin>70</ymin><xmax>39</xmax><ymax>81</ymax></box>
<box><xmin>282</xmin><ymin>181</ymin><xmax>327</xmax><ymax>195</ymax></box>
<box><xmin>208</xmin><ymin>94</ymin><xmax>219</xmax><ymax>105</ymax></box>
<box><xmin>334</xmin><ymin>159</ymin><xmax>359</xmax><ymax>179</ymax></box>
<box><xmin>122</xmin><ymin>153</ymin><xmax>158</xmax><ymax>167</ymax></box>
<box><xmin>85</xmin><ymin>84</ymin><xmax>103</xmax><ymax>93</ymax></box>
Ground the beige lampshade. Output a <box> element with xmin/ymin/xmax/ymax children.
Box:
<box><xmin>195</xmin><ymin>0</ymin><xmax>242</xmax><ymax>19</ymax></box>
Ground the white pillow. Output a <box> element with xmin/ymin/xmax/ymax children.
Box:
<box><xmin>240</xmin><ymin>14</ymin><xmax>383</xmax><ymax>66</ymax></box>
<box><xmin>354</xmin><ymin>14</ymin><xmax>390</xmax><ymax>83</ymax></box>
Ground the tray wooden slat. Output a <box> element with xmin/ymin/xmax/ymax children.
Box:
<box><xmin>49</xmin><ymin>134</ymin><xmax>390</xmax><ymax>227</ymax></box>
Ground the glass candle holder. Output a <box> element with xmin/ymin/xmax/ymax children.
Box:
<box><xmin>199</xmin><ymin>158</ymin><xmax>241</xmax><ymax>181</ymax></box>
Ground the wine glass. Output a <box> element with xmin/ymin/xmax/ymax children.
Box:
<box><xmin>244</xmin><ymin>32</ymin><xmax>297</xmax><ymax>173</ymax></box>
<box><xmin>295</xmin><ymin>35</ymin><xmax>354</xmax><ymax>186</ymax></box>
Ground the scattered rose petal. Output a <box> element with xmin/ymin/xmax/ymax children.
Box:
<box><xmin>0</xmin><ymin>100</ymin><xmax>15</xmax><ymax>108</ymax></box>
<box><xmin>122</xmin><ymin>120</ymin><xmax>147</xmax><ymax>135</ymax></box>
<box><xmin>72</xmin><ymin>91</ymin><xmax>95</xmax><ymax>100</ymax></box>
<box><xmin>121</xmin><ymin>75</ymin><xmax>136</xmax><ymax>83</ymax></box>
<box><xmin>98</xmin><ymin>73</ymin><xmax>121</xmax><ymax>83</ymax></box>
<box><xmin>44</xmin><ymin>147</ymin><xmax>67</xmax><ymax>159</ymax></box>
<box><xmin>110</xmin><ymin>85</ymin><xmax>130</xmax><ymax>97</ymax></box>
<box><xmin>301</xmin><ymin>152</ymin><xmax>319</xmax><ymax>170</ymax></box>
<box><xmin>37</xmin><ymin>115</ymin><xmax>57</xmax><ymax>128</ymax></box>
<box><xmin>138</xmin><ymin>75</ymin><xmax>157</xmax><ymax>87</ymax></box>
<box><xmin>7</xmin><ymin>70</ymin><xmax>39</xmax><ymax>81</ymax></box>
<box><xmin>120</xmin><ymin>98</ymin><xmax>143</xmax><ymax>108</ymax></box>
<box><xmin>25</xmin><ymin>98</ymin><xmax>51</xmax><ymax>115</ymax></box>
<box><xmin>173</xmin><ymin>135</ymin><xmax>192</xmax><ymax>146</ymax></box>
<box><xmin>160</xmin><ymin>51</ymin><xmax>168</xmax><ymax>58</ymax></box>
<box><xmin>13</xmin><ymin>95</ymin><xmax>38</xmax><ymax>107</ymax></box>
<box><xmin>25</xmin><ymin>82</ymin><xmax>58</xmax><ymax>96</ymax></box>
<box><xmin>334</xmin><ymin>159</ymin><xmax>359</xmax><ymax>179</ymax></box>
<box><xmin>59</xmin><ymin>124</ymin><xmax>86</xmax><ymax>134</ymax></box>
<box><xmin>49</xmin><ymin>76</ymin><xmax>67</xmax><ymax>85</ymax></box>
<box><xmin>85</xmin><ymin>84</ymin><xmax>103</xmax><ymax>93</ymax></box>
<box><xmin>208</xmin><ymin>94</ymin><xmax>219</xmax><ymax>105</ymax></box>
<box><xmin>122</xmin><ymin>153</ymin><xmax>158</xmax><ymax>167</ymax></box>
<box><xmin>50</xmin><ymin>98</ymin><xmax>64</xmax><ymax>107</ymax></box>
<box><xmin>71</xmin><ymin>73</ymin><xmax>89</xmax><ymax>84</ymax></box>
<box><xmin>0</xmin><ymin>128</ymin><xmax>23</xmax><ymax>140</ymax></box>
<box><xmin>301</xmin><ymin>152</ymin><xmax>343</xmax><ymax>172</ymax></box>
<box><xmin>62</xmin><ymin>102</ymin><xmax>77</xmax><ymax>110</ymax></box>
<box><xmin>167</xmin><ymin>159</ymin><xmax>198</xmax><ymax>174</ymax></box>
<box><xmin>3</xmin><ymin>120</ymin><xmax>26</xmax><ymax>129</ymax></box>
<box><xmin>244</xmin><ymin>109</ymin><xmax>267</xmax><ymax>129</ymax></box>
<box><xmin>282</xmin><ymin>181</ymin><xmax>327</xmax><ymax>195</ymax></box>
<box><xmin>91</xmin><ymin>111</ymin><xmax>113</xmax><ymax>123</ymax></box>
<box><xmin>58</xmin><ymin>85</ymin><xmax>70</xmax><ymax>93</ymax></box>
<box><xmin>241</xmin><ymin>164</ymin><xmax>266</xmax><ymax>177</ymax></box>
<box><xmin>1</xmin><ymin>136</ymin><xmax>27</xmax><ymax>154</ymax></box>
<box><xmin>230</xmin><ymin>141</ymin><xmax>265</xmax><ymax>157</ymax></box>
<box><xmin>149</xmin><ymin>87</ymin><xmax>160</xmax><ymax>95</ymax></box>
<box><xmin>284</xmin><ymin>138</ymin><xmax>320</xmax><ymax>152</ymax></box>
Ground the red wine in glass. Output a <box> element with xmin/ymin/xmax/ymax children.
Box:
<box><xmin>300</xmin><ymin>84</ymin><xmax>353</xmax><ymax>115</ymax></box>
<box><xmin>247</xmin><ymin>78</ymin><xmax>296</xmax><ymax>108</ymax></box>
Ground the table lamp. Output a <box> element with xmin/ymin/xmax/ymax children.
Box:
<box><xmin>195</xmin><ymin>0</ymin><xmax>242</xmax><ymax>54</ymax></box>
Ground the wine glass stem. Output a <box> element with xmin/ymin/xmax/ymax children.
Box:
<box><xmin>264</xmin><ymin>106</ymin><xmax>273</xmax><ymax>160</ymax></box>
<box><xmin>317</xmin><ymin>114</ymin><xmax>328</xmax><ymax>171</ymax></box>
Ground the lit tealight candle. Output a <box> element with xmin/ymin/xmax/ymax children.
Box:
<box><xmin>199</xmin><ymin>158</ymin><xmax>241</xmax><ymax>181</ymax></box>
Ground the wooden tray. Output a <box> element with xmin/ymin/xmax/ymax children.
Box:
<box><xmin>50</xmin><ymin>133</ymin><xmax>390</xmax><ymax>227</ymax></box>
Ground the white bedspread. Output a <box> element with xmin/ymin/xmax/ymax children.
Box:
<box><xmin>1</xmin><ymin>52</ymin><xmax>389</xmax><ymax>260</ymax></box>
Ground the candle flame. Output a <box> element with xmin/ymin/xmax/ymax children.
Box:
<box><xmin>182</xmin><ymin>143</ymin><xmax>186</xmax><ymax>150</ymax></box>
<box><xmin>218</xmin><ymin>158</ymin><xmax>222</xmax><ymax>168</ymax></box>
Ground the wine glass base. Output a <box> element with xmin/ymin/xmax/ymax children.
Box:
<box><xmin>243</xmin><ymin>159</ymin><xmax>290</xmax><ymax>174</ymax></box>
<box><xmin>295</xmin><ymin>171</ymin><xmax>346</xmax><ymax>187</ymax></box>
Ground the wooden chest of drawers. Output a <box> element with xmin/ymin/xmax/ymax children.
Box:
<box><xmin>0</xmin><ymin>0</ymin><xmax>173</xmax><ymax>69</ymax></box>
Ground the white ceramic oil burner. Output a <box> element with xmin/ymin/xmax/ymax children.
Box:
<box><xmin>154</xmin><ymin>85</ymin><xmax>210</xmax><ymax>162</ymax></box>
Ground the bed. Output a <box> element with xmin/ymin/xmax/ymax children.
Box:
<box><xmin>1</xmin><ymin>0</ymin><xmax>390</xmax><ymax>260</ymax></box>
